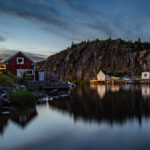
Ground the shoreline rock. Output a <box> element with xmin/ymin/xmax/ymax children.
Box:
<box><xmin>0</xmin><ymin>86</ymin><xmax>17</xmax><ymax>116</ymax></box>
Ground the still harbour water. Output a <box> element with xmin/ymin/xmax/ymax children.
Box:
<box><xmin>1</xmin><ymin>84</ymin><xmax>150</xmax><ymax>150</ymax></box>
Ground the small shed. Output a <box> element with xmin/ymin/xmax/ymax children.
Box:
<box><xmin>141</xmin><ymin>72</ymin><xmax>150</xmax><ymax>79</ymax></box>
<box><xmin>35</xmin><ymin>69</ymin><xmax>46</xmax><ymax>81</ymax></box>
<box><xmin>97</xmin><ymin>70</ymin><xmax>110</xmax><ymax>81</ymax></box>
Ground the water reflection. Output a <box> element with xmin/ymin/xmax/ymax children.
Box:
<box><xmin>49</xmin><ymin>85</ymin><xmax>150</xmax><ymax>125</ymax></box>
<box><xmin>11</xmin><ymin>108</ymin><xmax>37</xmax><ymax>128</ymax></box>
<box><xmin>1</xmin><ymin>85</ymin><xmax>150</xmax><ymax>150</ymax></box>
<box><xmin>142</xmin><ymin>85</ymin><xmax>150</xmax><ymax>98</ymax></box>
<box><xmin>0</xmin><ymin>107</ymin><xmax>37</xmax><ymax>134</ymax></box>
<box><xmin>0</xmin><ymin>118</ymin><xmax>8</xmax><ymax>135</ymax></box>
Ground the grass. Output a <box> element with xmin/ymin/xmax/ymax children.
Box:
<box><xmin>11</xmin><ymin>90</ymin><xmax>35</xmax><ymax>107</ymax></box>
<box><xmin>70</xmin><ymin>80</ymin><xmax>88</xmax><ymax>85</ymax></box>
<box><xmin>69</xmin><ymin>73</ymin><xmax>88</xmax><ymax>85</ymax></box>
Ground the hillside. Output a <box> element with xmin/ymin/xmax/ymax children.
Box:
<box><xmin>37</xmin><ymin>38</ymin><xmax>150</xmax><ymax>81</ymax></box>
<box><xmin>0</xmin><ymin>49</ymin><xmax>47</xmax><ymax>63</ymax></box>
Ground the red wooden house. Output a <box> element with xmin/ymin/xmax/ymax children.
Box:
<box><xmin>4</xmin><ymin>51</ymin><xmax>46</xmax><ymax>81</ymax></box>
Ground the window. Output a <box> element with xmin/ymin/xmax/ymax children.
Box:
<box><xmin>144</xmin><ymin>73</ymin><xmax>147</xmax><ymax>77</ymax></box>
<box><xmin>17</xmin><ymin>69</ymin><xmax>25</xmax><ymax>77</ymax></box>
<box><xmin>17</xmin><ymin>57</ymin><xmax>24</xmax><ymax>64</ymax></box>
<box><xmin>26</xmin><ymin>70</ymin><xmax>33</xmax><ymax>75</ymax></box>
<box><xmin>17</xmin><ymin>69</ymin><xmax>33</xmax><ymax>77</ymax></box>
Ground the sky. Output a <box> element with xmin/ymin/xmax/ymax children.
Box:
<box><xmin>0</xmin><ymin>0</ymin><xmax>150</xmax><ymax>55</ymax></box>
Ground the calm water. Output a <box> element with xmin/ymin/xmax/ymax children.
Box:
<box><xmin>1</xmin><ymin>84</ymin><xmax>150</xmax><ymax>150</ymax></box>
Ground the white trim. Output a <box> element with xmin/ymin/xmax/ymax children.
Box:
<box><xmin>33</xmin><ymin>66</ymin><xmax>35</xmax><ymax>81</ymax></box>
<box><xmin>17</xmin><ymin>57</ymin><xmax>24</xmax><ymax>65</ymax></box>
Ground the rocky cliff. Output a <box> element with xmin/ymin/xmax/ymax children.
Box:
<box><xmin>37</xmin><ymin>39</ymin><xmax>150</xmax><ymax>81</ymax></box>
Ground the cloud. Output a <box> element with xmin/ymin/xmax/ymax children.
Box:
<box><xmin>0</xmin><ymin>0</ymin><xmax>116</xmax><ymax>40</ymax></box>
<box><xmin>0</xmin><ymin>0</ymin><xmax>61</xmax><ymax>25</ymax></box>
<box><xmin>0</xmin><ymin>36</ymin><xmax>6</xmax><ymax>42</ymax></box>
<box><xmin>0</xmin><ymin>0</ymin><xmax>150</xmax><ymax>41</ymax></box>
<box><xmin>58</xmin><ymin>0</ymin><xmax>150</xmax><ymax>41</ymax></box>
<box><xmin>0</xmin><ymin>0</ymin><xmax>87</xmax><ymax>40</ymax></box>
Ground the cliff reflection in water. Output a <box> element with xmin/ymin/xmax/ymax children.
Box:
<box><xmin>49</xmin><ymin>85</ymin><xmax>150</xmax><ymax>125</ymax></box>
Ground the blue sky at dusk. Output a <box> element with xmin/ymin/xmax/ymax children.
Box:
<box><xmin>0</xmin><ymin>0</ymin><xmax>150</xmax><ymax>55</ymax></box>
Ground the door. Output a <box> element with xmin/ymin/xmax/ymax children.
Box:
<box><xmin>39</xmin><ymin>71</ymin><xmax>45</xmax><ymax>81</ymax></box>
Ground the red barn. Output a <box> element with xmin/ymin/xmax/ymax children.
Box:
<box><xmin>4</xmin><ymin>51</ymin><xmax>36</xmax><ymax>80</ymax></box>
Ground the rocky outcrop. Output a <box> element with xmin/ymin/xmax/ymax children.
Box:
<box><xmin>0</xmin><ymin>86</ymin><xmax>11</xmax><ymax>105</ymax></box>
<box><xmin>37</xmin><ymin>39</ymin><xmax>150</xmax><ymax>81</ymax></box>
<box><xmin>0</xmin><ymin>86</ymin><xmax>17</xmax><ymax>115</ymax></box>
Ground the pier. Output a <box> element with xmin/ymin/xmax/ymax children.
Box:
<box><xmin>31</xmin><ymin>81</ymin><xmax>69</xmax><ymax>89</ymax></box>
<box><xmin>90</xmin><ymin>79</ymin><xmax>150</xmax><ymax>84</ymax></box>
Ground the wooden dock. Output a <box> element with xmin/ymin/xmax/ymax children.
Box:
<box><xmin>90</xmin><ymin>79</ymin><xmax>128</xmax><ymax>84</ymax></box>
<box><xmin>90</xmin><ymin>80</ymin><xmax>106</xmax><ymax>84</ymax></box>
<box><xmin>90</xmin><ymin>78</ymin><xmax>150</xmax><ymax>84</ymax></box>
<box><xmin>31</xmin><ymin>81</ymin><xmax>69</xmax><ymax>89</ymax></box>
<box><xmin>134</xmin><ymin>79</ymin><xmax>150</xmax><ymax>84</ymax></box>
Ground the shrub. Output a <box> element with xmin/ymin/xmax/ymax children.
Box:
<box><xmin>136</xmin><ymin>71</ymin><xmax>142</xmax><ymax>76</ymax></box>
<box><xmin>69</xmin><ymin>73</ymin><xmax>88</xmax><ymax>85</ymax></box>
<box><xmin>70</xmin><ymin>73</ymin><xmax>76</xmax><ymax>82</ymax></box>
<box><xmin>11</xmin><ymin>90</ymin><xmax>35</xmax><ymax>107</ymax></box>
<box><xmin>76</xmin><ymin>80</ymin><xmax>88</xmax><ymax>85</ymax></box>
<box><xmin>0</xmin><ymin>71</ymin><xmax>19</xmax><ymax>87</ymax></box>
<box><xmin>37</xmin><ymin>85</ymin><xmax>43</xmax><ymax>91</ymax></box>
<box><xmin>110</xmin><ymin>71</ymin><xmax>127</xmax><ymax>77</ymax></box>
<box><xmin>19</xmin><ymin>71</ymin><xmax>29</xmax><ymax>86</ymax></box>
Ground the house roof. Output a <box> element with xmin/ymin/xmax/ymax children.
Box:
<box><xmin>99</xmin><ymin>70</ymin><xmax>108</xmax><ymax>75</ymax></box>
<box><xmin>142</xmin><ymin>71</ymin><xmax>150</xmax><ymax>73</ymax></box>
<box><xmin>4</xmin><ymin>51</ymin><xmax>36</xmax><ymax>65</ymax></box>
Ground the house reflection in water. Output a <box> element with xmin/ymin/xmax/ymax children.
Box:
<box><xmin>11</xmin><ymin>107</ymin><xmax>37</xmax><ymax>128</ymax></box>
<box><xmin>108</xmin><ymin>85</ymin><xmax>120</xmax><ymax>92</ymax></box>
<box><xmin>142</xmin><ymin>85</ymin><xmax>150</xmax><ymax>98</ymax></box>
<box><xmin>97</xmin><ymin>85</ymin><xmax>106</xmax><ymax>99</ymax></box>
<box><xmin>90</xmin><ymin>84</ymin><xmax>107</xmax><ymax>99</ymax></box>
<box><xmin>0</xmin><ymin>107</ymin><xmax>37</xmax><ymax>135</ymax></box>
<box><xmin>90</xmin><ymin>84</ymin><xmax>120</xmax><ymax>99</ymax></box>
<box><xmin>0</xmin><ymin>118</ymin><xmax>8</xmax><ymax>135</ymax></box>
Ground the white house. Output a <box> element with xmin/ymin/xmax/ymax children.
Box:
<box><xmin>141</xmin><ymin>72</ymin><xmax>150</xmax><ymax>79</ymax></box>
<box><xmin>97</xmin><ymin>70</ymin><xmax>110</xmax><ymax>81</ymax></box>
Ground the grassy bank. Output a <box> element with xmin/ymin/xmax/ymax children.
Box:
<box><xmin>71</xmin><ymin>80</ymin><xmax>88</xmax><ymax>85</ymax></box>
<box><xmin>11</xmin><ymin>90</ymin><xmax>35</xmax><ymax>107</ymax></box>
<box><xmin>70</xmin><ymin>74</ymin><xmax>88</xmax><ymax>85</ymax></box>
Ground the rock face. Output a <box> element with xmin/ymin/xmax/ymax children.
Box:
<box><xmin>37</xmin><ymin>39</ymin><xmax>150</xmax><ymax>81</ymax></box>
